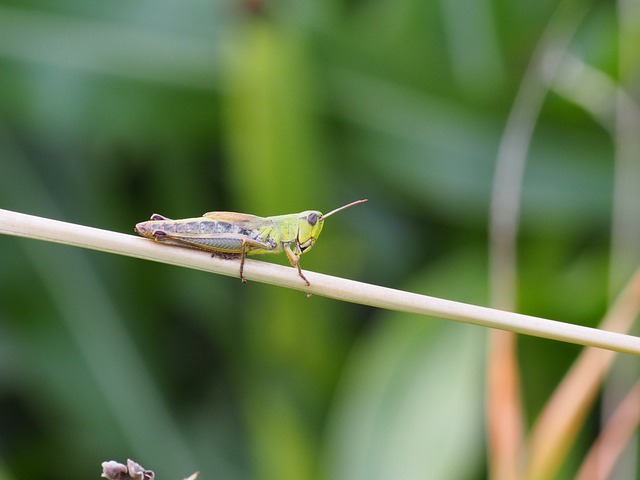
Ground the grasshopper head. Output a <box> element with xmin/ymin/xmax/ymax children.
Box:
<box><xmin>296</xmin><ymin>210</ymin><xmax>324</xmax><ymax>255</ymax></box>
<box><xmin>295</xmin><ymin>199</ymin><xmax>368</xmax><ymax>255</ymax></box>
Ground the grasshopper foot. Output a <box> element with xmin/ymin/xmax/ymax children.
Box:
<box><xmin>297</xmin><ymin>269</ymin><xmax>311</xmax><ymax>287</ymax></box>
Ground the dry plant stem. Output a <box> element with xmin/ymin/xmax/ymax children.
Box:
<box><xmin>487</xmin><ymin>332</ymin><xmax>522</xmax><ymax>480</ymax></box>
<box><xmin>611</xmin><ymin>0</ymin><xmax>640</xmax><ymax>296</ymax></box>
<box><xmin>2</xmin><ymin>208</ymin><xmax>640</xmax><ymax>355</ymax></box>
<box><xmin>487</xmin><ymin>3</ymin><xmax>588</xmax><ymax>478</ymax></box>
<box><xmin>524</xmin><ymin>266</ymin><xmax>640</xmax><ymax>480</ymax></box>
<box><xmin>575</xmin><ymin>381</ymin><xmax>640</xmax><ymax>480</ymax></box>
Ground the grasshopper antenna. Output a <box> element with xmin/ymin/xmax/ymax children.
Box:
<box><xmin>323</xmin><ymin>199</ymin><xmax>368</xmax><ymax>219</ymax></box>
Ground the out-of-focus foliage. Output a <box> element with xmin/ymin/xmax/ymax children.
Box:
<box><xmin>0</xmin><ymin>1</ymin><xmax>638</xmax><ymax>479</ymax></box>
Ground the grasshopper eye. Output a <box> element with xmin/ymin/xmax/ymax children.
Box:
<box><xmin>306</xmin><ymin>212</ymin><xmax>318</xmax><ymax>226</ymax></box>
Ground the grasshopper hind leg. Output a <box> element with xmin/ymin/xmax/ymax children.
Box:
<box><xmin>239</xmin><ymin>241</ymin><xmax>248</xmax><ymax>283</ymax></box>
<box><xmin>148</xmin><ymin>230</ymin><xmax>266</xmax><ymax>285</ymax></box>
<box><xmin>207</xmin><ymin>242</ymin><xmax>248</xmax><ymax>283</ymax></box>
<box><xmin>205</xmin><ymin>251</ymin><xmax>244</xmax><ymax>281</ymax></box>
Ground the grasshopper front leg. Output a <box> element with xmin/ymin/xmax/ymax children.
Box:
<box><xmin>284</xmin><ymin>243</ymin><xmax>311</xmax><ymax>287</ymax></box>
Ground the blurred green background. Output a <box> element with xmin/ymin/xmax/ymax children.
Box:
<box><xmin>0</xmin><ymin>0</ymin><xmax>638</xmax><ymax>479</ymax></box>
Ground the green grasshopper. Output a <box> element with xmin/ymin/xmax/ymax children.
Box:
<box><xmin>135</xmin><ymin>199</ymin><xmax>367</xmax><ymax>286</ymax></box>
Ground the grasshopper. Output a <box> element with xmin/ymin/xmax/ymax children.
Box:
<box><xmin>135</xmin><ymin>199</ymin><xmax>367</xmax><ymax>286</ymax></box>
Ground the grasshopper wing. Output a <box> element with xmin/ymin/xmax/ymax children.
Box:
<box><xmin>199</xmin><ymin>211</ymin><xmax>277</xmax><ymax>253</ymax></box>
<box><xmin>202</xmin><ymin>211</ymin><xmax>266</xmax><ymax>229</ymax></box>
